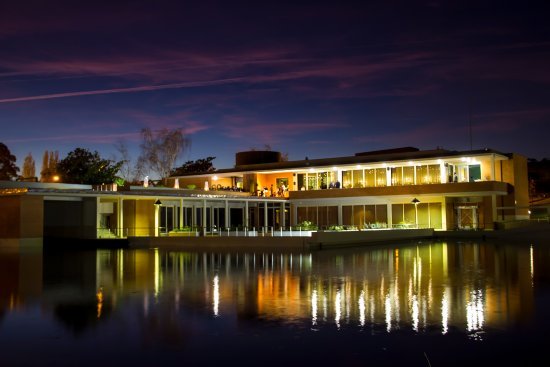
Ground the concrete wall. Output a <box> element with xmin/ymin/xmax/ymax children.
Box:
<box><xmin>123</xmin><ymin>199</ymin><xmax>155</xmax><ymax>236</ymax></box>
<box><xmin>0</xmin><ymin>195</ymin><xmax>43</xmax><ymax>239</ymax></box>
<box><xmin>44</xmin><ymin>198</ymin><xmax>97</xmax><ymax>239</ymax></box>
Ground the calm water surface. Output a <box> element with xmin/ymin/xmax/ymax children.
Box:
<box><xmin>1</xmin><ymin>240</ymin><xmax>550</xmax><ymax>366</ymax></box>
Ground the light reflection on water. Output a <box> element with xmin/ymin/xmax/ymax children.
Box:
<box><xmin>1</xmin><ymin>240</ymin><xmax>550</xmax><ymax>366</ymax></box>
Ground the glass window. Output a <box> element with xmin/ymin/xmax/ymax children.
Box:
<box><xmin>365</xmin><ymin>169</ymin><xmax>375</xmax><ymax>187</ymax></box>
<box><xmin>353</xmin><ymin>170</ymin><xmax>364</xmax><ymax>188</ymax></box>
<box><xmin>307</xmin><ymin>174</ymin><xmax>317</xmax><ymax>190</ymax></box>
<box><xmin>342</xmin><ymin>171</ymin><xmax>352</xmax><ymax>189</ymax></box>
<box><xmin>428</xmin><ymin>164</ymin><xmax>441</xmax><ymax>184</ymax></box>
<box><xmin>402</xmin><ymin>166</ymin><xmax>414</xmax><ymax>185</ymax></box>
<box><xmin>391</xmin><ymin>167</ymin><xmax>403</xmax><ymax>186</ymax></box>
<box><xmin>376</xmin><ymin>168</ymin><xmax>387</xmax><ymax>187</ymax></box>
<box><xmin>297</xmin><ymin>174</ymin><xmax>305</xmax><ymax>191</ymax></box>
<box><xmin>318</xmin><ymin>172</ymin><xmax>328</xmax><ymax>189</ymax></box>
<box><xmin>469</xmin><ymin>164</ymin><xmax>481</xmax><ymax>182</ymax></box>
<box><xmin>416</xmin><ymin>165</ymin><xmax>429</xmax><ymax>184</ymax></box>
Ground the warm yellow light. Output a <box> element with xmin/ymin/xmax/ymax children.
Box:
<box><xmin>53</xmin><ymin>175</ymin><xmax>60</xmax><ymax>182</ymax></box>
<box><xmin>212</xmin><ymin>175</ymin><xmax>218</xmax><ymax>181</ymax></box>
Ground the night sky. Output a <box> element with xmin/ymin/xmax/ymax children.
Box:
<box><xmin>1</xmin><ymin>1</ymin><xmax>549</xmax><ymax>177</ymax></box>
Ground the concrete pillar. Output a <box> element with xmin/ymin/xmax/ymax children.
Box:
<box><xmin>338</xmin><ymin>204</ymin><xmax>343</xmax><ymax>225</ymax></box>
<box><xmin>154</xmin><ymin>203</ymin><xmax>159</xmax><ymax>237</ymax></box>
<box><xmin>264</xmin><ymin>201</ymin><xmax>268</xmax><ymax>229</ymax></box>
<box><xmin>245</xmin><ymin>201</ymin><xmax>249</xmax><ymax>228</ymax></box>
<box><xmin>280</xmin><ymin>202</ymin><xmax>285</xmax><ymax>229</ymax></box>
<box><xmin>225</xmin><ymin>200</ymin><xmax>229</xmax><ymax>229</ymax></box>
<box><xmin>179</xmin><ymin>198</ymin><xmax>184</xmax><ymax>229</ymax></box>
<box><xmin>202</xmin><ymin>199</ymin><xmax>207</xmax><ymax>234</ymax></box>
<box><xmin>292</xmin><ymin>204</ymin><xmax>298</xmax><ymax>226</ymax></box>
<box><xmin>387</xmin><ymin>203</ymin><xmax>393</xmax><ymax>229</ymax></box>
<box><xmin>118</xmin><ymin>197</ymin><xmax>124</xmax><ymax>238</ymax></box>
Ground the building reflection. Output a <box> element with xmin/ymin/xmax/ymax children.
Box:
<box><xmin>86</xmin><ymin>241</ymin><xmax>538</xmax><ymax>337</ymax></box>
<box><xmin>1</xmin><ymin>241</ymin><xmax>542</xmax><ymax>339</ymax></box>
<box><xmin>0</xmin><ymin>245</ymin><xmax>42</xmax><ymax>316</ymax></box>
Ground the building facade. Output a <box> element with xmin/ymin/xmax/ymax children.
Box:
<box><xmin>0</xmin><ymin>147</ymin><xmax>529</xmax><ymax>241</ymax></box>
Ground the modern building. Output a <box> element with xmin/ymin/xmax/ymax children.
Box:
<box><xmin>0</xmin><ymin>147</ymin><xmax>529</xmax><ymax>242</ymax></box>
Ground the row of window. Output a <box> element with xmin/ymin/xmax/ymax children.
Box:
<box><xmin>295</xmin><ymin>164</ymin><xmax>482</xmax><ymax>190</ymax></box>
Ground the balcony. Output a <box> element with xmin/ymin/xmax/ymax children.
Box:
<box><xmin>289</xmin><ymin>181</ymin><xmax>510</xmax><ymax>200</ymax></box>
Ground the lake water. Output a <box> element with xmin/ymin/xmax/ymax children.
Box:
<box><xmin>1</xmin><ymin>240</ymin><xmax>550</xmax><ymax>366</ymax></box>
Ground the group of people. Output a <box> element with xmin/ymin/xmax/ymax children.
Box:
<box><xmin>256</xmin><ymin>184</ymin><xmax>288</xmax><ymax>197</ymax></box>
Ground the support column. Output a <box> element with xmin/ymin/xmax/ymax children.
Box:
<box><xmin>264</xmin><ymin>201</ymin><xmax>268</xmax><ymax>229</ymax></box>
<box><xmin>202</xmin><ymin>199</ymin><xmax>207</xmax><ymax>234</ymax></box>
<box><xmin>154</xmin><ymin>202</ymin><xmax>159</xmax><ymax>237</ymax></box>
<box><xmin>491</xmin><ymin>194</ymin><xmax>498</xmax><ymax>223</ymax></box>
<box><xmin>118</xmin><ymin>197</ymin><xmax>124</xmax><ymax>238</ymax></box>
<box><xmin>387</xmin><ymin>203</ymin><xmax>393</xmax><ymax>229</ymax></box>
<box><xmin>245</xmin><ymin>201</ymin><xmax>249</xmax><ymax>229</ymax></box>
<box><xmin>280</xmin><ymin>202</ymin><xmax>285</xmax><ymax>229</ymax></box>
<box><xmin>292</xmin><ymin>204</ymin><xmax>298</xmax><ymax>226</ymax></box>
<box><xmin>225</xmin><ymin>200</ymin><xmax>229</xmax><ymax>229</ymax></box>
<box><xmin>179</xmin><ymin>198</ymin><xmax>184</xmax><ymax>229</ymax></box>
<box><xmin>338</xmin><ymin>204</ymin><xmax>343</xmax><ymax>225</ymax></box>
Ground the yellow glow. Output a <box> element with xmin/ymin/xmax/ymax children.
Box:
<box><xmin>466</xmin><ymin>289</ymin><xmax>485</xmax><ymax>338</ymax></box>
<box><xmin>213</xmin><ymin>274</ymin><xmax>220</xmax><ymax>317</ymax></box>
<box><xmin>212</xmin><ymin>175</ymin><xmax>218</xmax><ymax>181</ymax></box>
<box><xmin>96</xmin><ymin>287</ymin><xmax>103</xmax><ymax>319</ymax></box>
<box><xmin>358</xmin><ymin>290</ymin><xmax>365</xmax><ymax>327</ymax></box>
<box><xmin>411</xmin><ymin>294</ymin><xmax>419</xmax><ymax>332</ymax></box>
<box><xmin>441</xmin><ymin>288</ymin><xmax>449</xmax><ymax>334</ymax></box>
<box><xmin>311</xmin><ymin>289</ymin><xmax>318</xmax><ymax>326</ymax></box>
<box><xmin>154</xmin><ymin>248</ymin><xmax>160</xmax><ymax>297</ymax></box>
<box><xmin>530</xmin><ymin>245</ymin><xmax>534</xmax><ymax>286</ymax></box>
<box><xmin>53</xmin><ymin>175</ymin><xmax>60</xmax><ymax>182</ymax></box>
<box><xmin>0</xmin><ymin>188</ymin><xmax>28</xmax><ymax>195</ymax></box>
<box><xmin>334</xmin><ymin>289</ymin><xmax>341</xmax><ymax>329</ymax></box>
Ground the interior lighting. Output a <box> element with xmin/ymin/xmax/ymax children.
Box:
<box><xmin>212</xmin><ymin>175</ymin><xmax>218</xmax><ymax>181</ymax></box>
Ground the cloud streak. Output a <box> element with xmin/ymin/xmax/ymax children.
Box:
<box><xmin>0</xmin><ymin>77</ymin><xmax>245</xmax><ymax>104</ymax></box>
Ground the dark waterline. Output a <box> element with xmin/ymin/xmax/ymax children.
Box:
<box><xmin>1</xmin><ymin>240</ymin><xmax>550</xmax><ymax>367</ymax></box>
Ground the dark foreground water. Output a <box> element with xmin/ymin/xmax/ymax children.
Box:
<box><xmin>1</xmin><ymin>240</ymin><xmax>550</xmax><ymax>367</ymax></box>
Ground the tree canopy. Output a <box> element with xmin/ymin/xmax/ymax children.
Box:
<box><xmin>57</xmin><ymin>148</ymin><xmax>123</xmax><ymax>184</ymax></box>
<box><xmin>0</xmin><ymin>142</ymin><xmax>19</xmax><ymax>180</ymax></box>
<box><xmin>171</xmin><ymin>156</ymin><xmax>216</xmax><ymax>175</ymax></box>
<box><xmin>137</xmin><ymin>128</ymin><xmax>190</xmax><ymax>180</ymax></box>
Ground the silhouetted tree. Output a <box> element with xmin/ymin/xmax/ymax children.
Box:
<box><xmin>171</xmin><ymin>156</ymin><xmax>216</xmax><ymax>175</ymax></box>
<box><xmin>137</xmin><ymin>128</ymin><xmax>190</xmax><ymax>180</ymax></box>
<box><xmin>40</xmin><ymin>150</ymin><xmax>59</xmax><ymax>182</ymax></box>
<box><xmin>57</xmin><ymin>148</ymin><xmax>123</xmax><ymax>184</ymax></box>
<box><xmin>0</xmin><ymin>142</ymin><xmax>19</xmax><ymax>180</ymax></box>
<box><xmin>22</xmin><ymin>152</ymin><xmax>36</xmax><ymax>179</ymax></box>
<box><xmin>113</xmin><ymin>140</ymin><xmax>141</xmax><ymax>184</ymax></box>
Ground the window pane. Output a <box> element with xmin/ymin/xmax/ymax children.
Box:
<box><xmin>376</xmin><ymin>168</ymin><xmax>387</xmax><ymax>186</ymax></box>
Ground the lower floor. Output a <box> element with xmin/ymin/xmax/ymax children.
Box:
<box><xmin>91</xmin><ymin>194</ymin><xmax>500</xmax><ymax>238</ymax></box>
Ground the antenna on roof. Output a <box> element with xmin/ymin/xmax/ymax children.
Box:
<box><xmin>468</xmin><ymin>97</ymin><xmax>473</xmax><ymax>150</ymax></box>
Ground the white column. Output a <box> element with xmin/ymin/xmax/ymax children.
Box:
<box><xmin>118</xmin><ymin>197</ymin><xmax>124</xmax><ymax>238</ymax></box>
<box><xmin>202</xmin><ymin>200</ymin><xmax>207</xmax><ymax>234</ymax></box>
<box><xmin>387</xmin><ymin>203</ymin><xmax>393</xmax><ymax>229</ymax></box>
<box><xmin>225</xmin><ymin>200</ymin><xmax>229</xmax><ymax>229</ymax></box>
<box><xmin>179</xmin><ymin>198</ymin><xmax>184</xmax><ymax>229</ymax></box>
<box><xmin>280</xmin><ymin>202</ymin><xmax>285</xmax><ymax>229</ymax></box>
<box><xmin>338</xmin><ymin>204</ymin><xmax>343</xmax><ymax>225</ymax></box>
<box><xmin>245</xmin><ymin>201</ymin><xmax>249</xmax><ymax>229</ymax></box>
<box><xmin>154</xmin><ymin>203</ymin><xmax>159</xmax><ymax>237</ymax></box>
<box><xmin>440</xmin><ymin>163</ymin><xmax>446</xmax><ymax>183</ymax></box>
<box><xmin>264</xmin><ymin>201</ymin><xmax>268</xmax><ymax>229</ymax></box>
<box><xmin>441</xmin><ymin>199</ymin><xmax>447</xmax><ymax>230</ymax></box>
